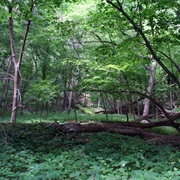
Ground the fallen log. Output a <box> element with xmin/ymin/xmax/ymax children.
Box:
<box><xmin>135</xmin><ymin>112</ymin><xmax>180</xmax><ymax>122</ymax></box>
<box><xmin>102</xmin><ymin>121</ymin><xmax>180</xmax><ymax>129</ymax></box>
<box><xmin>46</xmin><ymin>122</ymin><xmax>180</xmax><ymax>146</ymax></box>
<box><xmin>57</xmin><ymin>122</ymin><xmax>157</xmax><ymax>138</ymax></box>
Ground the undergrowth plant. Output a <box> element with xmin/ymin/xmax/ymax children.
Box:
<box><xmin>1</xmin><ymin>111</ymin><xmax>134</xmax><ymax>123</ymax></box>
<box><xmin>0</xmin><ymin>123</ymin><xmax>179</xmax><ymax>179</ymax></box>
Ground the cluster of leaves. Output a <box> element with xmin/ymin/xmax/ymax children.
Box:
<box><xmin>24</xmin><ymin>80</ymin><xmax>60</xmax><ymax>104</ymax></box>
<box><xmin>0</xmin><ymin>123</ymin><xmax>179</xmax><ymax>179</ymax></box>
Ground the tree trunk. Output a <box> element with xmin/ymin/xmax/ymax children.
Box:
<box><xmin>67</xmin><ymin>91</ymin><xmax>73</xmax><ymax>114</ymax></box>
<box><xmin>47</xmin><ymin>122</ymin><xmax>180</xmax><ymax>146</ymax></box>
<box><xmin>9</xmin><ymin>1</ymin><xmax>34</xmax><ymax>123</ymax></box>
<box><xmin>10</xmin><ymin>63</ymin><xmax>19</xmax><ymax>123</ymax></box>
<box><xmin>142</xmin><ymin>60</ymin><xmax>157</xmax><ymax>120</ymax></box>
<box><xmin>9</xmin><ymin>6</ymin><xmax>18</xmax><ymax>123</ymax></box>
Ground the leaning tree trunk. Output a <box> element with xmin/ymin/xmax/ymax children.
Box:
<box><xmin>142</xmin><ymin>60</ymin><xmax>157</xmax><ymax>120</ymax></box>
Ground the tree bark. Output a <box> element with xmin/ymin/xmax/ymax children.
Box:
<box><xmin>142</xmin><ymin>60</ymin><xmax>157</xmax><ymax>119</ymax></box>
<box><xmin>67</xmin><ymin>91</ymin><xmax>73</xmax><ymax>114</ymax></box>
<box><xmin>47</xmin><ymin>122</ymin><xmax>180</xmax><ymax>146</ymax></box>
<box><xmin>9</xmin><ymin>6</ymin><xmax>18</xmax><ymax>123</ymax></box>
<box><xmin>10</xmin><ymin>64</ymin><xmax>19</xmax><ymax>123</ymax></box>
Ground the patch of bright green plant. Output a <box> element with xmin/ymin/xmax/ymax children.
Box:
<box><xmin>0</xmin><ymin>123</ymin><xmax>179</xmax><ymax>179</ymax></box>
<box><xmin>151</xmin><ymin>126</ymin><xmax>180</xmax><ymax>135</ymax></box>
<box><xmin>76</xmin><ymin>105</ymin><xmax>95</xmax><ymax>115</ymax></box>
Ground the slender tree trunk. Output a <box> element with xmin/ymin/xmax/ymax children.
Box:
<box><xmin>10</xmin><ymin>63</ymin><xmax>19</xmax><ymax>123</ymax></box>
<box><xmin>73</xmin><ymin>91</ymin><xmax>78</xmax><ymax>123</ymax></box>
<box><xmin>100</xmin><ymin>93</ymin><xmax>109</xmax><ymax>121</ymax></box>
<box><xmin>9</xmin><ymin>6</ymin><xmax>18</xmax><ymax>123</ymax></box>
<box><xmin>67</xmin><ymin>91</ymin><xmax>73</xmax><ymax>114</ymax></box>
<box><xmin>142</xmin><ymin>60</ymin><xmax>157</xmax><ymax>119</ymax></box>
<box><xmin>9</xmin><ymin>1</ymin><xmax>34</xmax><ymax>123</ymax></box>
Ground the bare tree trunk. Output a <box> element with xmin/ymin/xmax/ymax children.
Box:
<box><xmin>67</xmin><ymin>91</ymin><xmax>73</xmax><ymax>114</ymax></box>
<box><xmin>100</xmin><ymin>93</ymin><xmax>109</xmax><ymax>121</ymax></box>
<box><xmin>10</xmin><ymin>64</ymin><xmax>19</xmax><ymax>123</ymax></box>
<box><xmin>142</xmin><ymin>60</ymin><xmax>157</xmax><ymax>120</ymax></box>
<box><xmin>9</xmin><ymin>6</ymin><xmax>18</xmax><ymax>123</ymax></box>
<box><xmin>9</xmin><ymin>1</ymin><xmax>34</xmax><ymax>123</ymax></box>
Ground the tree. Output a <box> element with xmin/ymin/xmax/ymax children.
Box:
<box><xmin>8</xmin><ymin>0</ymin><xmax>35</xmax><ymax>123</ymax></box>
<box><xmin>1</xmin><ymin>0</ymin><xmax>64</xmax><ymax>121</ymax></box>
<box><xmin>106</xmin><ymin>0</ymin><xmax>180</xmax><ymax>88</ymax></box>
<box><xmin>142</xmin><ymin>59</ymin><xmax>157</xmax><ymax>121</ymax></box>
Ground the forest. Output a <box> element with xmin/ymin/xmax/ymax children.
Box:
<box><xmin>0</xmin><ymin>0</ymin><xmax>180</xmax><ymax>179</ymax></box>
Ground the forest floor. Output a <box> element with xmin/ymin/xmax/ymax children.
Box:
<box><xmin>0</xmin><ymin>116</ymin><xmax>180</xmax><ymax>179</ymax></box>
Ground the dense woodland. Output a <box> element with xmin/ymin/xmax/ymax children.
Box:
<box><xmin>0</xmin><ymin>0</ymin><xmax>180</xmax><ymax>121</ymax></box>
<box><xmin>0</xmin><ymin>0</ymin><xmax>180</xmax><ymax>179</ymax></box>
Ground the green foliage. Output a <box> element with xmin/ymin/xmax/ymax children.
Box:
<box><xmin>24</xmin><ymin>80</ymin><xmax>60</xmax><ymax>103</ymax></box>
<box><xmin>0</xmin><ymin>124</ymin><xmax>179</xmax><ymax>179</ymax></box>
<box><xmin>151</xmin><ymin>126</ymin><xmax>179</xmax><ymax>135</ymax></box>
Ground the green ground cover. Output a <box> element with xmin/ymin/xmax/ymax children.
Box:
<box><xmin>0</xmin><ymin>111</ymin><xmax>134</xmax><ymax>123</ymax></box>
<box><xmin>0</xmin><ymin>117</ymin><xmax>180</xmax><ymax>180</ymax></box>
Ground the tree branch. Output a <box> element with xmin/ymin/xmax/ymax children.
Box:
<box><xmin>18</xmin><ymin>0</ymin><xmax>35</xmax><ymax>66</ymax></box>
<box><xmin>106</xmin><ymin>0</ymin><xmax>180</xmax><ymax>88</ymax></box>
<box><xmin>8</xmin><ymin>7</ymin><xmax>17</xmax><ymax>63</ymax></box>
<box><xmin>157</xmin><ymin>50</ymin><xmax>180</xmax><ymax>73</ymax></box>
<box><xmin>91</xmin><ymin>31</ymin><xmax>117</xmax><ymax>45</ymax></box>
